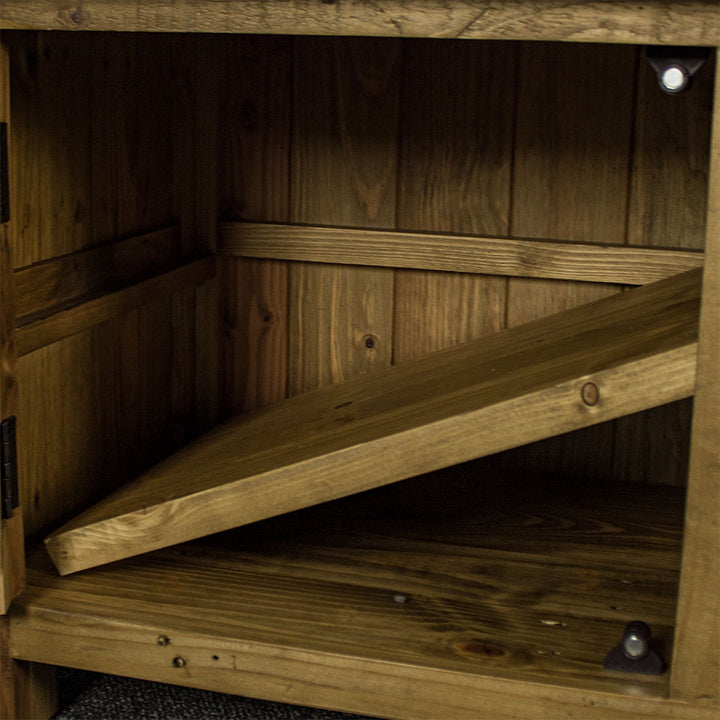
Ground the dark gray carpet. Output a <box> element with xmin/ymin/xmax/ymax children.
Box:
<box><xmin>51</xmin><ymin>668</ymin><xmax>380</xmax><ymax>720</ymax></box>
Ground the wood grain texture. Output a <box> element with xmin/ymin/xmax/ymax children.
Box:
<box><xmin>222</xmin><ymin>259</ymin><xmax>288</xmax><ymax>415</ymax></box>
<box><xmin>0</xmin><ymin>625</ymin><xmax>56</xmax><ymax>720</ymax></box>
<box><xmin>14</xmin><ymin>226</ymin><xmax>182</xmax><ymax>323</ymax></box>
<box><xmin>394</xmin><ymin>39</ymin><xmax>512</xmax><ymax>362</ymax></box>
<box><xmin>628</xmin><ymin>53</ymin><xmax>715</xmax><ymax>250</ymax></box>
<box><xmin>43</xmin><ymin>269</ymin><xmax>701</xmax><ymax>575</ymax></box>
<box><xmin>671</xmin><ymin>52</ymin><xmax>720</xmax><ymax>706</ymax></box>
<box><xmin>0</xmin><ymin>40</ymin><xmax>24</xmax><ymax>615</ymax></box>
<box><xmin>617</xmin><ymin>50</ymin><xmax>716</xmax><ymax>488</ymax></box>
<box><xmin>11</xmin><ymin>480</ymin><xmax>717</xmax><ymax>719</ymax></box>
<box><xmin>505</xmin><ymin>42</ymin><xmax>637</xmax><ymax>481</ymax></box>
<box><xmin>172</xmin><ymin>35</ymin><xmax>221</xmax><ymax>434</ymax></box>
<box><xmin>219</xmin><ymin>36</ymin><xmax>291</xmax><ymax>415</ymax></box>
<box><xmin>15</xmin><ymin>256</ymin><xmax>216</xmax><ymax>357</ymax></box>
<box><xmin>289</xmin><ymin>38</ymin><xmax>398</xmax><ymax>394</ymax></box>
<box><xmin>90</xmin><ymin>34</ymin><xmax>176</xmax><ymax>243</ymax></box>
<box><xmin>508</xmin><ymin>41</ymin><xmax>635</xmax><ymax>316</ymax></box>
<box><xmin>612</xmin><ymin>400</ymin><xmax>694</xmax><ymax>486</ymax></box>
<box><xmin>6</xmin><ymin>33</ymin><xmax>209</xmax><ymax>546</ymax></box>
<box><xmin>1</xmin><ymin>0</ymin><xmax>718</xmax><ymax>46</ymax></box>
<box><xmin>7</xmin><ymin>32</ymin><xmax>93</xmax><ymax>267</ymax></box>
<box><xmin>220</xmin><ymin>222</ymin><xmax>705</xmax><ymax>284</ymax></box>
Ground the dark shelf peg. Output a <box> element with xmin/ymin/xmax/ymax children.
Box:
<box><xmin>603</xmin><ymin>620</ymin><xmax>665</xmax><ymax>675</ymax></box>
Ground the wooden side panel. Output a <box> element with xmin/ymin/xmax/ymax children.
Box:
<box><xmin>393</xmin><ymin>40</ymin><xmax>512</xmax><ymax>363</ymax></box>
<box><xmin>219</xmin><ymin>36</ymin><xmax>291</xmax><ymax>415</ymax></box>
<box><xmin>289</xmin><ymin>38</ymin><xmax>397</xmax><ymax>394</ymax></box>
<box><xmin>671</xmin><ymin>52</ymin><xmax>720</xmax><ymax>705</ymax></box>
<box><xmin>6</xmin><ymin>33</ymin><xmax>210</xmax><ymax>539</ymax></box>
<box><xmin>501</xmin><ymin>42</ymin><xmax>636</xmax><ymax>480</ymax></box>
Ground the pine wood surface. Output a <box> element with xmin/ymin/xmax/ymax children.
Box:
<box><xmin>14</xmin><ymin>226</ymin><xmax>182</xmax><ymax>324</ymax></box>
<box><xmin>0</xmin><ymin>40</ymin><xmax>24</xmax><ymax>615</ymax></box>
<box><xmin>15</xmin><ymin>256</ymin><xmax>216</xmax><ymax>358</ymax></box>
<box><xmin>171</xmin><ymin>34</ymin><xmax>221</xmax><ymax>435</ymax></box>
<box><xmin>289</xmin><ymin>38</ymin><xmax>397</xmax><ymax>394</ymax></box>
<box><xmin>219</xmin><ymin>222</ymin><xmax>705</xmax><ymax>285</ymax></box>
<box><xmin>502</xmin><ymin>42</ymin><xmax>634</xmax><ymax>484</ymax></box>
<box><xmin>11</xmin><ymin>478</ymin><xmax>716</xmax><ymax>719</ymax></box>
<box><xmin>0</xmin><ymin>624</ymin><xmax>56</xmax><ymax>720</ymax></box>
<box><xmin>43</xmin><ymin>269</ymin><xmax>701</xmax><ymax>575</ymax></box>
<box><xmin>615</xmin><ymin>48</ymin><xmax>715</xmax><ymax>489</ymax></box>
<box><xmin>3</xmin><ymin>34</ymin><xmax>218</xmax><ymax>545</ymax></box>
<box><xmin>628</xmin><ymin>53</ymin><xmax>715</xmax><ymax>251</ymax></box>
<box><xmin>219</xmin><ymin>36</ymin><xmax>292</xmax><ymax>415</ymax></box>
<box><xmin>1</xmin><ymin>0</ymin><xmax>718</xmax><ymax>46</ymax></box>
<box><xmin>213</xmin><ymin>38</ymin><xmax>714</xmax><ymax>489</ymax></box>
<box><xmin>670</xmin><ymin>51</ymin><xmax>720</xmax><ymax>706</ymax></box>
<box><xmin>392</xmin><ymin>39</ymin><xmax>511</xmax><ymax>363</ymax></box>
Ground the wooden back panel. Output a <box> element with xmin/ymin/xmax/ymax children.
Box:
<box><xmin>221</xmin><ymin>38</ymin><xmax>713</xmax><ymax>487</ymax></box>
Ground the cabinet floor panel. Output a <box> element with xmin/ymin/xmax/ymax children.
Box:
<box><xmin>11</xmin><ymin>473</ymin><xmax>694</xmax><ymax>719</ymax></box>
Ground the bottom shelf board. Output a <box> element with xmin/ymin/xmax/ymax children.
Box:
<box><xmin>10</xmin><ymin>469</ymin><xmax>708</xmax><ymax>720</ymax></box>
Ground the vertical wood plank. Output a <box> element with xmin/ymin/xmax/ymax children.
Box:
<box><xmin>91</xmin><ymin>34</ymin><xmax>175</xmax><ymax>242</ymax></box>
<box><xmin>628</xmin><ymin>53</ymin><xmax>714</xmax><ymax>250</ymax></box>
<box><xmin>290</xmin><ymin>38</ymin><xmax>398</xmax><ymax>394</ymax></box>
<box><xmin>671</xmin><ymin>52</ymin><xmax>720</xmax><ymax>705</ymax></box>
<box><xmin>0</xmin><ymin>37</ymin><xmax>23</xmax><ymax>615</ymax></box>
<box><xmin>393</xmin><ymin>40</ymin><xmax>512</xmax><ymax>363</ymax></box>
<box><xmin>505</xmin><ymin>42</ymin><xmax>636</xmax><ymax>480</ymax></box>
<box><xmin>615</xmin><ymin>51</ymin><xmax>715</xmax><ymax>487</ymax></box>
<box><xmin>511</xmin><ymin>42</ymin><xmax>636</xmax><ymax>246</ymax></box>
<box><xmin>1</xmin><ymin>618</ymin><xmax>57</xmax><ymax>720</ymax></box>
<box><xmin>222</xmin><ymin>257</ymin><xmax>287</xmax><ymax>414</ymax></box>
<box><xmin>219</xmin><ymin>36</ymin><xmax>291</xmax><ymax>415</ymax></box>
<box><xmin>173</xmin><ymin>35</ymin><xmax>220</xmax><ymax>433</ymax></box>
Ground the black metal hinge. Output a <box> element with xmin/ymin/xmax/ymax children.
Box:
<box><xmin>1</xmin><ymin>416</ymin><xmax>18</xmax><ymax>520</ymax></box>
<box><xmin>0</xmin><ymin>122</ymin><xmax>8</xmax><ymax>224</ymax></box>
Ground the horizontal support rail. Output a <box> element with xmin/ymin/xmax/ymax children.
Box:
<box><xmin>15</xmin><ymin>226</ymin><xmax>183</xmax><ymax>325</ymax></box>
<box><xmin>219</xmin><ymin>222</ymin><xmax>704</xmax><ymax>286</ymax></box>
<box><xmin>16</xmin><ymin>256</ymin><xmax>216</xmax><ymax>357</ymax></box>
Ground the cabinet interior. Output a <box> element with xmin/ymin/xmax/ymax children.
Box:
<box><xmin>4</xmin><ymin>29</ymin><xmax>714</xmax><ymax>708</ymax></box>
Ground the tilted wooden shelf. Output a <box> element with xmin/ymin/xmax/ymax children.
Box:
<box><xmin>45</xmin><ymin>268</ymin><xmax>701</xmax><ymax>576</ymax></box>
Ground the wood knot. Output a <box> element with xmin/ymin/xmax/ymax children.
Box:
<box><xmin>581</xmin><ymin>382</ymin><xmax>600</xmax><ymax>406</ymax></box>
<box><xmin>453</xmin><ymin>639</ymin><xmax>508</xmax><ymax>659</ymax></box>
